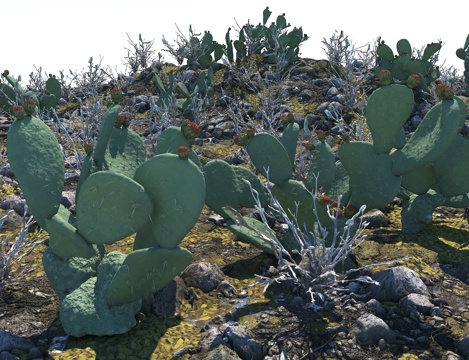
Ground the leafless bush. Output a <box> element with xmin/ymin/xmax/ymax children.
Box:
<box><xmin>162</xmin><ymin>24</ymin><xmax>205</xmax><ymax>66</ymax></box>
<box><xmin>122</xmin><ymin>33</ymin><xmax>157</xmax><ymax>74</ymax></box>
<box><xmin>321</xmin><ymin>30</ymin><xmax>377</xmax><ymax>113</ymax></box>
<box><xmin>0</xmin><ymin>210</ymin><xmax>44</xmax><ymax>290</ymax></box>
<box><xmin>226</xmin><ymin>173</ymin><xmax>368</xmax><ymax>310</ymax></box>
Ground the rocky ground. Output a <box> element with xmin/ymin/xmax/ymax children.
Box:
<box><xmin>1</xmin><ymin>56</ymin><xmax>469</xmax><ymax>360</ymax></box>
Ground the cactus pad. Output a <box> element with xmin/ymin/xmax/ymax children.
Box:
<box><xmin>133</xmin><ymin>153</ymin><xmax>205</xmax><ymax>249</ymax></box>
<box><xmin>76</xmin><ymin>171</ymin><xmax>154</xmax><ymax>244</ymax></box>
<box><xmin>7</xmin><ymin>116</ymin><xmax>64</xmax><ymax>220</ymax></box>
<box><xmin>106</xmin><ymin>246</ymin><xmax>192</xmax><ymax>306</ymax></box>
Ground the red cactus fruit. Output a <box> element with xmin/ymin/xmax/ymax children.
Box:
<box><xmin>443</xmin><ymin>86</ymin><xmax>454</xmax><ymax>100</ymax></box>
<box><xmin>305</xmin><ymin>141</ymin><xmax>316</xmax><ymax>152</ymax></box>
<box><xmin>23</xmin><ymin>99</ymin><xmax>36</xmax><ymax>116</ymax></box>
<box><xmin>435</xmin><ymin>84</ymin><xmax>447</xmax><ymax>99</ymax></box>
<box><xmin>123</xmin><ymin>117</ymin><xmax>131</xmax><ymax>129</ymax></box>
<box><xmin>281</xmin><ymin>112</ymin><xmax>295</xmax><ymax>127</ymax></box>
<box><xmin>344</xmin><ymin>204</ymin><xmax>358</xmax><ymax>218</ymax></box>
<box><xmin>246</xmin><ymin>128</ymin><xmax>256</xmax><ymax>139</ymax></box>
<box><xmin>12</xmin><ymin>105</ymin><xmax>25</xmax><ymax>120</ymax></box>
<box><xmin>234</xmin><ymin>133</ymin><xmax>250</xmax><ymax>146</ymax></box>
<box><xmin>318</xmin><ymin>193</ymin><xmax>331</xmax><ymax>206</ymax></box>
<box><xmin>114</xmin><ymin>113</ymin><xmax>125</xmax><ymax>128</ymax></box>
<box><xmin>316</xmin><ymin>129</ymin><xmax>326</xmax><ymax>142</ymax></box>
<box><xmin>377</xmin><ymin>69</ymin><xmax>392</xmax><ymax>85</ymax></box>
<box><xmin>84</xmin><ymin>143</ymin><xmax>94</xmax><ymax>156</ymax></box>
<box><xmin>406</xmin><ymin>74</ymin><xmax>421</xmax><ymax>89</ymax></box>
<box><xmin>110</xmin><ymin>87</ymin><xmax>122</xmax><ymax>103</ymax></box>
<box><xmin>177</xmin><ymin>145</ymin><xmax>190</xmax><ymax>160</ymax></box>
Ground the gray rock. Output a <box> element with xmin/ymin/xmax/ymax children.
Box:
<box><xmin>0</xmin><ymin>195</ymin><xmax>27</xmax><ymax>216</ymax></box>
<box><xmin>367</xmin><ymin>266</ymin><xmax>429</xmax><ymax>302</ymax></box>
<box><xmin>365</xmin><ymin>299</ymin><xmax>387</xmax><ymax>318</ymax></box>
<box><xmin>0</xmin><ymin>330</ymin><xmax>34</xmax><ymax>352</ymax></box>
<box><xmin>190</xmin><ymin>344</ymin><xmax>241</xmax><ymax>360</ymax></box>
<box><xmin>458</xmin><ymin>336</ymin><xmax>469</xmax><ymax>359</ymax></box>
<box><xmin>141</xmin><ymin>276</ymin><xmax>186</xmax><ymax>316</ymax></box>
<box><xmin>0</xmin><ymin>351</ymin><xmax>20</xmax><ymax>360</ymax></box>
<box><xmin>60</xmin><ymin>191</ymin><xmax>75</xmax><ymax>210</ymax></box>
<box><xmin>217</xmin><ymin>280</ymin><xmax>237</xmax><ymax>298</ymax></box>
<box><xmin>325</xmin><ymin>86</ymin><xmax>339</xmax><ymax>100</ymax></box>
<box><xmin>361</xmin><ymin>209</ymin><xmax>389</xmax><ymax>229</ymax></box>
<box><xmin>399</xmin><ymin>293</ymin><xmax>434</xmax><ymax>318</ymax></box>
<box><xmin>443</xmin><ymin>351</ymin><xmax>464</xmax><ymax>360</ymax></box>
<box><xmin>220</xmin><ymin>324</ymin><xmax>265</xmax><ymax>360</ymax></box>
<box><xmin>350</xmin><ymin>313</ymin><xmax>396</xmax><ymax>346</ymax></box>
<box><xmin>181</xmin><ymin>262</ymin><xmax>225</xmax><ymax>293</ymax></box>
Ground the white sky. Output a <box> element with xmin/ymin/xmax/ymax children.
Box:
<box><xmin>3</xmin><ymin>0</ymin><xmax>468</xmax><ymax>82</ymax></box>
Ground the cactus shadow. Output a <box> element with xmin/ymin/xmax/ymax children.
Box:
<box><xmin>48</xmin><ymin>313</ymin><xmax>182</xmax><ymax>359</ymax></box>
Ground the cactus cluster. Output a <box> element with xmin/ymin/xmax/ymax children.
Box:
<box><xmin>1</xmin><ymin>71</ymin><xmax>61</xmax><ymax>119</ymax></box>
<box><xmin>225</xmin><ymin>7</ymin><xmax>308</xmax><ymax>66</ymax></box>
<box><xmin>456</xmin><ymin>34</ymin><xmax>469</xmax><ymax>94</ymax></box>
<box><xmin>153</xmin><ymin>66</ymin><xmax>214</xmax><ymax>120</ymax></box>
<box><xmin>6</xmin><ymin>90</ymin><xmax>206</xmax><ymax>337</ymax></box>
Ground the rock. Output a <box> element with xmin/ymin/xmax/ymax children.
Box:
<box><xmin>443</xmin><ymin>351</ymin><xmax>464</xmax><ymax>360</ymax></box>
<box><xmin>217</xmin><ymin>280</ymin><xmax>237</xmax><ymax>298</ymax></box>
<box><xmin>0</xmin><ymin>351</ymin><xmax>20</xmax><ymax>360</ymax></box>
<box><xmin>360</xmin><ymin>209</ymin><xmax>389</xmax><ymax>229</ymax></box>
<box><xmin>181</xmin><ymin>262</ymin><xmax>225</xmax><ymax>293</ymax></box>
<box><xmin>458</xmin><ymin>336</ymin><xmax>469</xmax><ymax>359</ymax></box>
<box><xmin>60</xmin><ymin>191</ymin><xmax>75</xmax><ymax>210</ymax></box>
<box><xmin>0</xmin><ymin>195</ymin><xmax>27</xmax><ymax>217</ymax></box>
<box><xmin>190</xmin><ymin>344</ymin><xmax>242</xmax><ymax>360</ymax></box>
<box><xmin>0</xmin><ymin>330</ymin><xmax>34</xmax><ymax>352</ymax></box>
<box><xmin>59</xmin><ymin>252</ymin><xmax>142</xmax><ymax>337</ymax></box>
<box><xmin>141</xmin><ymin>276</ymin><xmax>186</xmax><ymax>316</ymax></box>
<box><xmin>349</xmin><ymin>313</ymin><xmax>396</xmax><ymax>346</ymax></box>
<box><xmin>220</xmin><ymin>324</ymin><xmax>265</xmax><ymax>360</ymax></box>
<box><xmin>399</xmin><ymin>293</ymin><xmax>434</xmax><ymax>318</ymax></box>
<box><xmin>365</xmin><ymin>299</ymin><xmax>387</xmax><ymax>318</ymax></box>
<box><xmin>367</xmin><ymin>266</ymin><xmax>429</xmax><ymax>302</ymax></box>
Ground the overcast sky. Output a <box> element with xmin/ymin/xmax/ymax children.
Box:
<box><xmin>3</xmin><ymin>0</ymin><xmax>467</xmax><ymax>82</ymax></box>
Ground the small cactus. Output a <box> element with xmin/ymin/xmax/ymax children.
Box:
<box><xmin>23</xmin><ymin>99</ymin><xmax>36</xmax><ymax>116</ymax></box>
<box><xmin>110</xmin><ymin>87</ymin><xmax>122</xmax><ymax>103</ymax></box>
<box><xmin>406</xmin><ymin>74</ymin><xmax>421</xmax><ymax>89</ymax></box>
<box><xmin>12</xmin><ymin>105</ymin><xmax>25</xmax><ymax>120</ymax></box>
<box><xmin>177</xmin><ymin>145</ymin><xmax>190</xmax><ymax>160</ymax></box>
<box><xmin>378</xmin><ymin>69</ymin><xmax>393</xmax><ymax>85</ymax></box>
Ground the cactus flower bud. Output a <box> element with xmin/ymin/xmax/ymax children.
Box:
<box><xmin>377</xmin><ymin>69</ymin><xmax>392</xmax><ymax>85</ymax></box>
<box><xmin>114</xmin><ymin>113</ymin><xmax>125</xmax><ymax>128</ymax></box>
<box><xmin>304</xmin><ymin>141</ymin><xmax>316</xmax><ymax>152</ymax></box>
<box><xmin>12</xmin><ymin>105</ymin><xmax>25</xmax><ymax>120</ymax></box>
<box><xmin>443</xmin><ymin>86</ymin><xmax>454</xmax><ymax>100</ymax></box>
<box><xmin>316</xmin><ymin>129</ymin><xmax>326</xmax><ymax>142</ymax></box>
<box><xmin>84</xmin><ymin>143</ymin><xmax>94</xmax><ymax>156</ymax></box>
<box><xmin>340</xmin><ymin>133</ymin><xmax>350</xmax><ymax>143</ymax></box>
<box><xmin>23</xmin><ymin>99</ymin><xmax>36</xmax><ymax>116</ymax></box>
<box><xmin>177</xmin><ymin>145</ymin><xmax>190</xmax><ymax>160</ymax></box>
<box><xmin>435</xmin><ymin>84</ymin><xmax>447</xmax><ymax>99</ymax></box>
<box><xmin>318</xmin><ymin>193</ymin><xmax>331</xmax><ymax>205</ymax></box>
<box><xmin>281</xmin><ymin>112</ymin><xmax>295</xmax><ymax>127</ymax></box>
<box><xmin>344</xmin><ymin>204</ymin><xmax>358</xmax><ymax>218</ymax></box>
<box><xmin>123</xmin><ymin>117</ymin><xmax>131</xmax><ymax>129</ymax></box>
<box><xmin>110</xmin><ymin>87</ymin><xmax>122</xmax><ymax>103</ymax></box>
<box><xmin>246</xmin><ymin>128</ymin><xmax>256</xmax><ymax>139</ymax></box>
<box><xmin>406</xmin><ymin>74</ymin><xmax>421</xmax><ymax>89</ymax></box>
<box><xmin>234</xmin><ymin>133</ymin><xmax>250</xmax><ymax>146</ymax></box>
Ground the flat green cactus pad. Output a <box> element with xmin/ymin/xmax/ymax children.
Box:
<box><xmin>104</xmin><ymin>127</ymin><xmax>146</xmax><ymax>178</ymax></box>
<box><xmin>203</xmin><ymin>159</ymin><xmax>240</xmax><ymax>219</ymax></box>
<box><xmin>226</xmin><ymin>216</ymin><xmax>276</xmax><ymax>255</ymax></box>
<box><xmin>0</xmin><ymin>83</ymin><xmax>16</xmax><ymax>111</ymax></box>
<box><xmin>106</xmin><ymin>246</ymin><xmax>192</xmax><ymax>306</ymax></box>
<box><xmin>46</xmin><ymin>209</ymin><xmax>96</xmax><ymax>259</ymax></box>
<box><xmin>7</xmin><ymin>116</ymin><xmax>65</xmax><ymax>220</ymax></box>
<box><xmin>280</xmin><ymin>122</ymin><xmax>300</xmax><ymax>169</ymax></box>
<box><xmin>133</xmin><ymin>153</ymin><xmax>205</xmax><ymax>249</ymax></box>
<box><xmin>340</xmin><ymin>141</ymin><xmax>401</xmax><ymax>210</ymax></box>
<box><xmin>155</xmin><ymin>126</ymin><xmax>201</xmax><ymax>167</ymax></box>
<box><xmin>392</xmin><ymin>97</ymin><xmax>466</xmax><ymax>175</ymax></box>
<box><xmin>271</xmin><ymin>179</ymin><xmax>332</xmax><ymax>233</ymax></box>
<box><xmin>399</xmin><ymin>164</ymin><xmax>436</xmax><ymax>195</ymax></box>
<box><xmin>366</xmin><ymin>84</ymin><xmax>414</xmax><ymax>154</ymax></box>
<box><xmin>247</xmin><ymin>133</ymin><xmax>292</xmax><ymax>186</ymax></box>
<box><xmin>76</xmin><ymin>171</ymin><xmax>154</xmax><ymax>244</ymax></box>
<box><xmin>306</xmin><ymin>141</ymin><xmax>336</xmax><ymax>190</ymax></box>
<box><xmin>93</xmin><ymin>104</ymin><xmax>120</xmax><ymax>169</ymax></box>
<box><xmin>323</xmin><ymin>161</ymin><xmax>351</xmax><ymax>205</ymax></box>
<box><xmin>232</xmin><ymin>165</ymin><xmax>270</xmax><ymax>208</ymax></box>
<box><xmin>432</xmin><ymin>135</ymin><xmax>469</xmax><ymax>197</ymax></box>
